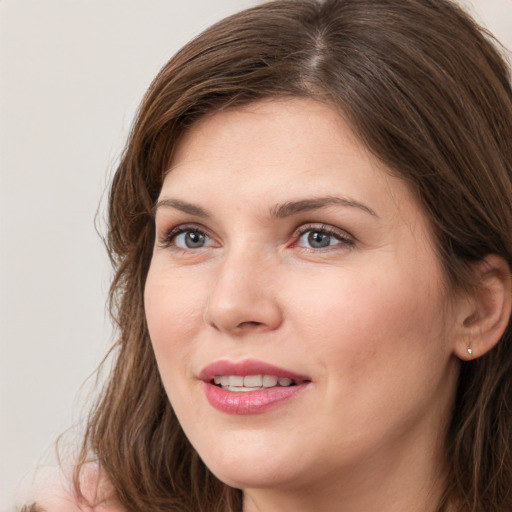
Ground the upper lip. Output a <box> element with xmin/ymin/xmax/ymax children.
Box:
<box><xmin>199</xmin><ymin>359</ymin><xmax>311</xmax><ymax>383</ymax></box>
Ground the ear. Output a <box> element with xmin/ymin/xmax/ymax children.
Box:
<box><xmin>453</xmin><ymin>255</ymin><xmax>512</xmax><ymax>361</ymax></box>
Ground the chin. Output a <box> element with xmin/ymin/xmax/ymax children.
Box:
<box><xmin>194</xmin><ymin>434</ymin><xmax>302</xmax><ymax>490</ymax></box>
<box><xmin>208</xmin><ymin>462</ymin><xmax>296</xmax><ymax>490</ymax></box>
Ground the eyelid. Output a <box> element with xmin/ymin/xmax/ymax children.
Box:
<box><xmin>291</xmin><ymin>223</ymin><xmax>355</xmax><ymax>249</ymax></box>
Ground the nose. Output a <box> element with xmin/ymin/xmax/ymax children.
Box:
<box><xmin>204</xmin><ymin>249</ymin><xmax>283</xmax><ymax>335</ymax></box>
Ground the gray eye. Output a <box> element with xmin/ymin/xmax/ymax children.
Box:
<box><xmin>175</xmin><ymin>230</ymin><xmax>209</xmax><ymax>249</ymax></box>
<box><xmin>297</xmin><ymin>230</ymin><xmax>340</xmax><ymax>249</ymax></box>
<box><xmin>307</xmin><ymin>231</ymin><xmax>332</xmax><ymax>248</ymax></box>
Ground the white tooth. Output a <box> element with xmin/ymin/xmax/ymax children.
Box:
<box><xmin>244</xmin><ymin>375</ymin><xmax>263</xmax><ymax>387</ymax></box>
<box><xmin>226</xmin><ymin>386</ymin><xmax>258</xmax><ymax>392</ymax></box>
<box><xmin>228</xmin><ymin>375</ymin><xmax>244</xmax><ymax>387</ymax></box>
<box><xmin>278</xmin><ymin>377</ymin><xmax>292</xmax><ymax>387</ymax></box>
<box><xmin>213</xmin><ymin>376</ymin><xmax>221</xmax><ymax>385</ymax></box>
<box><xmin>219</xmin><ymin>376</ymin><xmax>229</xmax><ymax>386</ymax></box>
<box><xmin>262</xmin><ymin>375</ymin><xmax>278</xmax><ymax>387</ymax></box>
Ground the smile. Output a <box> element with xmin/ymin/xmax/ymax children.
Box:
<box><xmin>200</xmin><ymin>360</ymin><xmax>311</xmax><ymax>414</ymax></box>
<box><xmin>213</xmin><ymin>375</ymin><xmax>297</xmax><ymax>391</ymax></box>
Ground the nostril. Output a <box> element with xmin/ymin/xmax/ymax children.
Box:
<box><xmin>237</xmin><ymin>321</ymin><xmax>264</xmax><ymax>329</ymax></box>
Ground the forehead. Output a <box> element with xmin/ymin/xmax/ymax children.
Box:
<box><xmin>162</xmin><ymin>99</ymin><xmax>415</xmax><ymax>222</ymax></box>
<box><xmin>172</xmin><ymin>98</ymin><xmax>363</xmax><ymax>162</ymax></box>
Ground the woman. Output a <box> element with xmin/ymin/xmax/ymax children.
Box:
<box><xmin>26</xmin><ymin>0</ymin><xmax>512</xmax><ymax>511</ymax></box>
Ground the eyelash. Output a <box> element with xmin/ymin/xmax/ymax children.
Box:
<box><xmin>292</xmin><ymin>223</ymin><xmax>354</xmax><ymax>251</ymax></box>
<box><xmin>158</xmin><ymin>223</ymin><xmax>354</xmax><ymax>252</ymax></box>
<box><xmin>159</xmin><ymin>224</ymin><xmax>212</xmax><ymax>251</ymax></box>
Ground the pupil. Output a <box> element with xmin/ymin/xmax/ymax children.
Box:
<box><xmin>308</xmin><ymin>231</ymin><xmax>330</xmax><ymax>248</ymax></box>
<box><xmin>186</xmin><ymin>231</ymin><xmax>205</xmax><ymax>248</ymax></box>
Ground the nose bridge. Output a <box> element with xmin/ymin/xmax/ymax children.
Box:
<box><xmin>205</xmin><ymin>244</ymin><xmax>282</xmax><ymax>333</ymax></box>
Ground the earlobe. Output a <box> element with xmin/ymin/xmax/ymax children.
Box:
<box><xmin>454</xmin><ymin>255</ymin><xmax>512</xmax><ymax>360</ymax></box>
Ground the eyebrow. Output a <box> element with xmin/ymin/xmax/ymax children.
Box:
<box><xmin>270</xmin><ymin>196</ymin><xmax>378</xmax><ymax>218</ymax></box>
<box><xmin>153</xmin><ymin>198</ymin><xmax>211</xmax><ymax>218</ymax></box>
<box><xmin>153</xmin><ymin>195</ymin><xmax>378</xmax><ymax>219</ymax></box>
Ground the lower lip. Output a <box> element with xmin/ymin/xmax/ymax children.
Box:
<box><xmin>203</xmin><ymin>382</ymin><xmax>309</xmax><ymax>414</ymax></box>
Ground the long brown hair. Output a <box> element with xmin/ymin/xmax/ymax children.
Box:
<box><xmin>75</xmin><ymin>1</ymin><xmax>512</xmax><ymax>510</ymax></box>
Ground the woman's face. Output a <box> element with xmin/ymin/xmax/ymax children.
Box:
<box><xmin>145</xmin><ymin>98</ymin><xmax>461</xmax><ymax>500</ymax></box>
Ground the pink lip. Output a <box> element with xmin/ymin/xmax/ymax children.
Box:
<box><xmin>199</xmin><ymin>359</ymin><xmax>311</xmax><ymax>415</ymax></box>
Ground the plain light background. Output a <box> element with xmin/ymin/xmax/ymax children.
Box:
<box><xmin>0</xmin><ymin>0</ymin><xmax>510</xmax><ymax>508</ymax></box>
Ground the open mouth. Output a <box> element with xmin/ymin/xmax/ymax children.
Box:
<box><xmin>212</xmin><ymin>374</ymin><xmax>301</xmax><ymax>392</ymax></box>
<box><xmin>203</xmin><ymin>363</ymin><xmax>311</xmax><ymax>413</ymax></box>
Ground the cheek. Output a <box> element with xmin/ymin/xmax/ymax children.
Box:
<box><xmin>284</xmin><ymin>265</ymin><xmax>455</xmax><ymax>452</ymax></box>
<box><xmin>144</xmin><ymin>271</ymin><xmax>208</xmax><ymax>426</ymax></box>
<box><xmin>284</xmin><ymin>261</ymin><xmax>450</xmax><ymax>382</ymax></box>
<box><xmin>144</xmin><ymin>267</ymin><xmax>205</xmax><ymax>380</ymax></box>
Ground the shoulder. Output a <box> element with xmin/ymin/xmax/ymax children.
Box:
<box><xmin>20</xmin><ymin>464</ymin><xmax>126</xmax><ymax>512</ymax></box>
